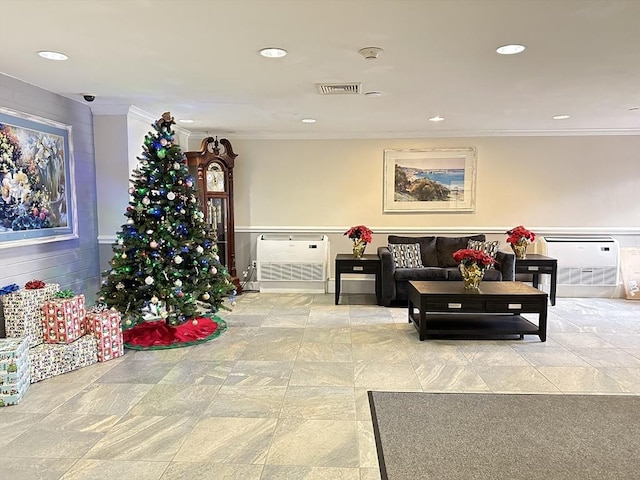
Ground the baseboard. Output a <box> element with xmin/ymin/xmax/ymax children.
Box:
<box><xmin>240</xmin><ymin>278</ymin><xmax>376</xmax><ymax>295</ymax></box>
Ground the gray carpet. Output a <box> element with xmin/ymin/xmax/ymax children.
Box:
<box><xmin>368</xmin><ymin>391</ymin><xmax>640</xmax><ymax>480</ymax></box>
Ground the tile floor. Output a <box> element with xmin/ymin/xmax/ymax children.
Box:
<box><xmin>1</xmin><ymin>293</ymin><xmax>639</xmax><ymax>479</ymax></box>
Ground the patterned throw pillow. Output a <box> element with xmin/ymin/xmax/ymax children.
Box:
<box><xmin>389</xmin><ymin>243</ymin><xmax>424</xmax><ymax>268</ymax></box>
<box><xmin>467</xmin><ymin>239</ymin><xmax>500</xmax><ymax>269</ymax></box>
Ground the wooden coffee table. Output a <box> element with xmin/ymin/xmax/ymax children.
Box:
<box><xmin>408</xmin><ymin>281</ymin><xmax>547</xmax><ymax>341</ymax></box>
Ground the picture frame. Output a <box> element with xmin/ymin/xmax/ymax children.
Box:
<box><xmin>0</xmin><ymin>107</ymin><xmax>78</xmax><ymax>248</ymax></box>
<box><xmin>383</xmin><ymin>147</ymin><xmax>477</xmax><ymax>213</ymax></box>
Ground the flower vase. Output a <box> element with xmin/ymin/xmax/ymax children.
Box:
<box><xmin>352</xmin><ymin>240</ymin><xmax>367</xmax><ymax>259</ymax></box>
<box><xmin>459</xmin><ymin>263</ymin><xmax>485</xmax><ymax>291</ymax></box>
<box><xmin>511</xmin><ymin>239</ymin><xmax>528</xmax><ymax>259</ymax></box>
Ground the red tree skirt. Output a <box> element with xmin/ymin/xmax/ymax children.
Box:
<box><xmin>123</xmin><ymin>314</ymin><xmax>227</xmax><ymax>350</ymax></box>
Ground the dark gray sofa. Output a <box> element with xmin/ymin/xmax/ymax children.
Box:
<box><xmin>377</xmin><ymin>234</ymin><xmax>516</xmax><ymax>306</ymax></box>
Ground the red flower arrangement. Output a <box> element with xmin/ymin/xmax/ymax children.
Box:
<box><xmin>344</xmin><ymin>225</ymin><xmax>373</xmax><ymax>244</ymax></box>
<box><xmin>506</xmin><ymin>225</ymin><xmax>536</xmax><ymax>245</ymax></box>
<box><xmin>452</xmin><ymin>248</ymin><xmax>496</xmax><ymax>268</ymax></box>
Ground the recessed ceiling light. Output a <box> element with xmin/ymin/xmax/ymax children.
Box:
<box><xmin>496</xmin><ymin>44</ymin><xmax>526</xmax><ymax>55</ymax></box>
<box><xmin>37</xmin><ymin>50</ymin><xmax>69</xmax><ymax>61</ymax></box>
<box><xmin>301</xmin><ymin>118</ymin><xmax>316</xmax><ymax>124</ymax></box>
<box><xmin>364</xmin><ymin>91</ymin><xmax>382</xmax><ymax>97</ymax></box>
<box><xmin>428</xmin><ymin>116</ymin><xmax>445</xmax><ymax>122</ymax></box>
<box><xmin>552</xmin><ymin>114</ymin><xmax>571</xmax><ymax>120</ymax></box>
<box><xmin>178</xmin><ymin>119</ymin><xmax>194</xmax><ymax>123</ymax></box>
<box><xmin>259</xmin><ymin>47</ymin><xmax>287</xmax><ymax>58</ymax></box>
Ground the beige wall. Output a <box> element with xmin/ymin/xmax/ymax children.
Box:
<box><xmin>183</xmin><ymin>135</ymin><xmax>640</xmax><ymax>277</ymax></box>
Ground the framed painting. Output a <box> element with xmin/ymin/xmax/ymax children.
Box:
<box><xmin>0</xmin><ymin>107</ymin><xmax>77</xmax><ymax>248</ymax></box>
<box><xmin>383</xmin><ymin>147</ymin><xmax>477</xmax><ymax>213</ymax></box>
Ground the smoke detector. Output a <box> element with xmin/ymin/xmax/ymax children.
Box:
<box><xmin>358</xmin><ymin>47</ymin><xmax>384</xmax><ymax>60</ymax></box>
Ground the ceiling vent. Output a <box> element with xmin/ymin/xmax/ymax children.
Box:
<box><xmin>316</xmin><ymin>83</ymin><xmax>361</xmax><ymax>95</ymax></box>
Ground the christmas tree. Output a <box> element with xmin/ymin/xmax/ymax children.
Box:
<box><xmin>99</xmin><ymin>112</ymin><xmax>235</xmax><ymax>330</ymax></box>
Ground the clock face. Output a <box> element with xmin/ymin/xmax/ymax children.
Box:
<box><xmin>206</xmin><ymin>163</ymin><xmax>225</xmax><ymax>192</ymax></box>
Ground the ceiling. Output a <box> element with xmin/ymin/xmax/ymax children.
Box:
<box><xmin>1</xmin><ymin>0</ymin><xmax>639</xmax><ymax>139</ymax></box>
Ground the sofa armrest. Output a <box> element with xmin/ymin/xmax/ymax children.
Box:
<box><xmin>495</xmin><ymin>250</ymin><xmax>516</xmax><ymax>281</ymax></box>
<box><xmin>378</xmin><ymin>246</ymin><xmax>397</xmax><ymax>306</ymax></box>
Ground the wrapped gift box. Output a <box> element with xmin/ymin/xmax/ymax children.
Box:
<box><xmin>85</xmin><ymin>309</ymin><xmax>124</xmax><ymax>362</ymax></box>
<box><xmin>29</xmin><ymin>335</ymin><xmax>98</xmax><ymax>383</ymax></box>
<box><xmin>0</xmin><ymin>338</ymin><xmax>30</xmax><ymax>407</ymax></box>
<box><xmin>1</xmin><ymin>283</ymin><xmax>60</xmax><ymax>347</ymax></box>
<box><xmin>42</xmin><ymin>294</ymin><xmax>87</xmax><ymax>344</ymax></box>
<box><xmin>0</xmin><ymin>375</ymin><xmax>30</xmax><ymax>407</ymax></box>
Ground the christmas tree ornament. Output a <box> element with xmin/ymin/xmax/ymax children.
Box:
<box><xmin>150</xmin><ymin>240</ymin><xmax>158</xmax><ymax>249</ymax></box>
<box><xmin>167</xmin><ymin>192</ymin><xmax>176</xmax><ymax>200</ymax></box>
<box><xmin>196</xmin><ymin>246</ymin><xmax>204</xmax><ymax>254</ymax></box>
<box><xmin>144</xmin><ymin>276</ymin><xmax>154</xmax><ymax>285</ymax></box>
<box><xmin>174</xmin><ymin>255</ymin><xmax>183</xmax><ymax>264</ymax></box>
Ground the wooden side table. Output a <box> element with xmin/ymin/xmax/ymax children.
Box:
<box><xmin>335</xmin><ymin>254</ymin><xmax>381</xmax><ymax>305</ymax></box>
<box><xmin>515</xmin><ymin>254</ymin><xmax>557</xmax><ymax>306</ymax></box>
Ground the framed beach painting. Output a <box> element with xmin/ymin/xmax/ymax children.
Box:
<box><xmin>0</xmin><ymin>107</ymin><xmax>77</xmax><ymax>248</ymax></box>
<box><xmin>383</xmin><ymin>147</ymin><xmax>477</xmax><ymax>213</ymax></box>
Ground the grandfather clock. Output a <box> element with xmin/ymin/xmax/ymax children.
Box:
<box><xmin>185</xmin><ymin>137</ymin><xmax>241</xmax><ymax>293</ymax></box>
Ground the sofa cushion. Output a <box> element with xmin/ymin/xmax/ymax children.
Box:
<box><xmin>389</xmin><ymin>243</ymin><xmax>424</xmax><ymax>268</ymax></box>
<box><xmin>436</xmin><ymin>235</ymin><xmax>486</xmax><ymax>267</ymax></box>
<box><xmin>467</xmin><ymin>239</ymin><xmax>500</xmax><ymax>269</ymax></box>
<box><xmin>388</xmin><ymin>235</ymin><xmax>438</xmax><ymax>266</ymax></box>
<box><xmin>446</xmin><ymin>267</ymin><xmax>503</xmax><ymax>281</ymax></box>
<box><xmin>395</xmin><ymin>267</ymin><xmax>448</xmax><ymax>281</ymax></box>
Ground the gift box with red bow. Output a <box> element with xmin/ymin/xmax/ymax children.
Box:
<box><xmin>0</xmin><ymin>282</ymin><xmax>60</xmax><ymax>347</ymax></box>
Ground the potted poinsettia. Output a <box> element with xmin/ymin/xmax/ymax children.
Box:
<box><xmin>344</xmin><ymin>225</ymin><xmax>373</xmax><ymax>259</ymax></box>
<box><xmin>506</xmin><ymin>225</ymin><xmax>536</xmax><ymax>259</ymax></box>
<box><xmin>452</xmin><ymin>248</ymin><xmax>496</xmax><ymax>290</ymax></box>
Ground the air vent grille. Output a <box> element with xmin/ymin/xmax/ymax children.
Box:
<box><xmin>316</xmin><ymin>83</ymin><xmax>361</xmax><ymax>95</ymax></box>
<box><xmin>260</xmin><ymin>263</ymin><xmax>325</xmax><ymax>281</ymax></box>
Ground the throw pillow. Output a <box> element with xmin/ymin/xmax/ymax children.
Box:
<box><xmin>389</xmin><ymin>243</ymin><xmax>424</xmax><ymax>268</ymax></box>
<box><xmin>467</xmin><ymin>239</ymin><xmax>500</xmax><ymax>269</ymax></box>
<box><xmin>436</xmin><ymin>235</ymin><xmax>486</xmax><ymax>267</ymax></box>
<box><xmin>388</xmin><ymin>235</ymin><xmax>438</xmax><ymax>266</ymax></box>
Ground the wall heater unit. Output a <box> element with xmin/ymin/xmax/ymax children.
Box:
<box><xmin>256</xmin><ymin>234</ymin><xmax>329</xmax><ymax>293</ymax></box>
<box><xmin>540</xmin><ymin>236</ymin><xmax>620</xmax><ymax>286</ymax></box>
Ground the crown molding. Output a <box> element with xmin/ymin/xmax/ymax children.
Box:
<box><xmin>193</xmin><ymin>128</ymin><xmax>640</xmax><ymax>141</ymax></box>
<box><xmin>90</xmin><ymin>104</ymin><xmax>191</xmax><ymax>136</ymax></box>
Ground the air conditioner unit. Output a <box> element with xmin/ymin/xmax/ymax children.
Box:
<box><xmin>540</xmin><ymin>236</ymin><xmax>620</xmax><ymax>286</ymax></box>
<box><xmin>256</xmin><ymin>234</ymin><xmax>329</xmax><ymax>293</ymax></box>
